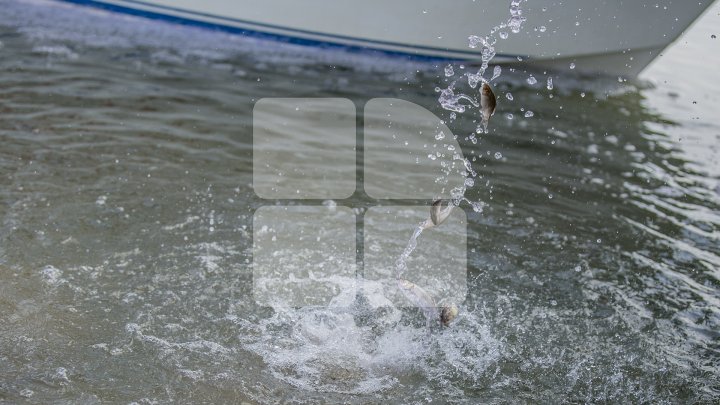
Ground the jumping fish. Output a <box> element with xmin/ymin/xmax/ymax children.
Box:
<box><xmin>480</xmin><ymin>82</ymin><xmax>497</xmax><ymax>132</ymax></box>
<box><xmin>440</xmin><ymin>304</ymin><xmax>459</xmax><ymax>327</ymax></box>
<box><xmin>397</xmin><ymin>278</ymin><xmax>458</xmax><ymax>328</ymax></box>
<box><xmin>426</xmin><ymin>198</ymin><xmax>453</xmax><ymax>228</ymax></box>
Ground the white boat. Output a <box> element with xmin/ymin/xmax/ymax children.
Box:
<box><xmin>58</xmin><ymin>0</ymin><xmax>716</xmax><ymax>76</ymax></box>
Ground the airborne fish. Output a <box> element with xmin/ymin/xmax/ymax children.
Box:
<box><xmin>397</xmin><ymin>279</ymin><xmax>458</xmax><ymax>327</ymax></box>
<box><xmin>422</xmin><ymin>198</ymin><xmax>453</xmax><ymax>229</ymax></box>
<box><xmin>480</xmin><ymin>81</ymin><xmax>497</xmax><ymax>132</ymax></box>
<box><xmin>440</xmin><ymin>304</ymin><xmax>459</xmax><ymax>327</ymax></box>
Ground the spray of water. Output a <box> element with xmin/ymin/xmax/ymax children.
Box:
<box><xmin>396</xmin><ymin>1</ymin><xmax>528</xmax><ymax>327</ymax></box>
<box><xmin>241</xmin><ymin>1</ymin><xmax>525</xmax><ymax>394</ymax></box>
<box><xmin>436</xmin><ymin>0</ymin><xmax>528</xmax><ymax>123</ymax></box>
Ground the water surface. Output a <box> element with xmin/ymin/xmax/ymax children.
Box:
<box><xmin>1</xmin><ymin>0</ymin><xmax>719</xmax><ymax>403</ymax></box>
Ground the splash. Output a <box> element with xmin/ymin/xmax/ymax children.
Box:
<box><xmin>245</xmin><ymin>0</ymin><xmax>524</xmax><ymax>393</ymax></box>
<box><xmin>392</xmin><ymin>198</ymin><xmax>461</xmax><ymax>327</ymax></box>
<box><xmin>392</xmin><ymin>154</ymin><xmax>484</xmax><ymax>327</ymax></box>
<box><xmin>436</xmin><ymin>0</ymin><xmax>528</xmax><ymax>123</ymax></box>
<box><xmin>403</xmin><ymin>0</ymin><xmax>527</xmax><ymax>326</ymax></box>
<box><xmin>235</xmin><ymin>295</ymin><xmax>502</xmax><ymax>395</ymax></box>
<box><xmin>436</xmin><ymin>86</ymin><xmax>479</xmax><ymax>113</ymax></box>
<box><xmin>508</xmin><ymin>0</ymin><xmax>528</xmax><ymax>34</ymax></box>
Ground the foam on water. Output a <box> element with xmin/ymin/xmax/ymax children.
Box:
<box><xmin>232</xmin><ymin>295</ymin><xmax>502</xmax><ymax>396</ymax></box>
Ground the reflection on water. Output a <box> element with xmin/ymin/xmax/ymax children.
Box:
<box><xmin>0</xmin><ymin>0</ymin><xmax>719</xmax><ymax>403</ymax></box>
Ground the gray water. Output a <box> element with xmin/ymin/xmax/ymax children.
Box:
<box><xmin>1</xmin><ymin>0</ymin><xmax>719</xmax><ymax>403</ymax></box>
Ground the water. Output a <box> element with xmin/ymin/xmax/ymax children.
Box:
<box><xmin>1</xmin><ymin>0</ymin><xmax>720</xmax><ymax>403</ymax></box>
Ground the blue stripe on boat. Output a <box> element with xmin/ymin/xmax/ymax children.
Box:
<box><xmin>56</xmin><ymin>0</ymin><xmax>515</xmax><ymax>63</ymax></box>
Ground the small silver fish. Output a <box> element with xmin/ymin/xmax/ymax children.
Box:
<box><xmin>397</xmin><ymin>279</ymin><xmax>459</xmax><ymax>328</ymax></box>
<box><xmin>397</xmin><ymin>278</ymin><xmax>439</xmax><ymax>325</ymax></box>
<box><xmin>480</xmin><ymin>82</ymin><xmax>497</xmax><ymax>132</ymax></box>
<box><xmin>398</xmin><ymin>279</ymin><xmax>437</xmax><ymax>308</ymax></box>
<box><xmin>440</xmin><ymin>304</ymin><xmax>459</xmax><ymax>327</ymax></box>
<box><xmin>429</xmin><ymin>199</ymin><xmax>453</xmax><ymax>227</ymax></box>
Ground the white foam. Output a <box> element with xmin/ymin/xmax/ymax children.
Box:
<box><xmin>40</xmin><ymin>265</ymin><xmax>64</xmax><ymax>285</ymax></box>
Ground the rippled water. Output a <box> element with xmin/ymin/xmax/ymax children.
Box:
<box><xmin>1</xmin><ymin>0</ymin><xmax>719</xmax><ymax>403</ymax></box>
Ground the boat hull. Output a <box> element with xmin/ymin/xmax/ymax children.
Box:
<box><xmin>58</xmin><ymin>0</ymin><xmax>716</xmax><ymax>76</ymax></box>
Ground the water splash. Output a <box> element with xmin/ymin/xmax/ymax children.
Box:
<box><xmin>491</xmin><ymin>65</ymin><xmax>503</xmax><ymax>81</ymax></box>
<box><xmin>420</xmin><ymin>0</ymin><xmax>527</xmax><ymax>326</ymax></box>
<box><xmin>392</xmin><ymin>152</ymin><xmax>484</xmax><ymax>328</ymax></box>
<box><xmin>394</xmin><ymin>224</ymin><xmax>426</xmax><ymax>280</ymax></box>
<box><xmin>436</xmin><ymin>86</ymin><xmax>479</xmax><ymax>113</ymax></box>
<box><xmin>437</xmin><ymin>0</ymin><xmax>528</xmax><ymax>118</ymax></box>
<box><xmin>236</xmin><ymin>299</ymin><xmax>502</xmax><ymax>395</ymax></box>
<box><xmin>508</xmin><ymin>0</ymin><xmax>527</xmax><ymax>33</ymax></box>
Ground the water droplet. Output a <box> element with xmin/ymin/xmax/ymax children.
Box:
<box><xmin>712</xmin><ymin>34</ymin><xmax>717</xmax><ymax>39</ymax></box>
<box><xmin>491</xmin><ymin>65</ymin><xmax>502</xmax><ymax>80</ymax></box>
<box><xmin>596</xmin><ymin>238</ymin><xmax>602</xmax><ymax>243</ymax></box>
<box><xmin>444</xmin><ymin>64</ymin><xmax>454</xmax><ymax>77</ymax></box>
<box><xmin>506</xmin><ymin>92</ymin><xmax>514</xmax><ymax>100</ymax></box>
<box><xmin>464</xmin><ymin>178</ymin><xmax>474</xmax><ymax>187</ymax></box>
<box><xmin>580</xmin><ymin>92</ymin><xmax>586</xmax><ymax>98</ymax></box>
<box><xmin>539</xmin><ymin>25</ymin><xmax>547</xmax><ymax>32</ymax></box>
<box><xmin>569</xmin><ymin>62</ymin><xmax>576</xmax><ymax>69</ymax></box>
<box><xmin>435</xmin><ymin>131</ymin><xmax>445</xmax><ymax>140</ymax></box>
<box><xmin>468</xmin><ymin>35</ymin><xmax>483</xmax><ymax>48</ymax></box>
<box><xmin>428</xmin><ymin>154</ymin><xmax>437</xmax><ymax>160</ymax></box>
<box><xmin>494</xmin><ymin>152</ymin><xmax>503</xmax><ymax>160</ymax></box>
<box><xmin>499</xmin><ymin>31</ymin><xmax>509</xmax><ymax>39</ymax></box>
<box><xmin>526</xmin><ymin>75</ymin><xmax>537</xmax><ymax>85</ymax></box>
<box><xmin>508</xmin><ymin>1</ymin><xmax>527</xmax><ymax>33</ymax></box>
<box><xmin>546</xmin><ymin>76</ymin><xmax>553</xmax><ymax>90</ymax></box>
<box><xmin>524</xmin><ymin>111</ymin><xmax>534</xmax><ymax>118</ymax></box>
<box><xmin>506</xmin><ymin>113</ymin><xmax>514</xmax><ymax>120</ymax></box>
